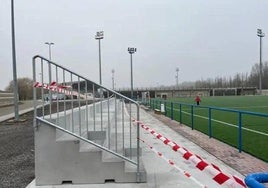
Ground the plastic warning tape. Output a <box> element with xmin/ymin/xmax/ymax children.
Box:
<box><xmin>133</xmin><ymin>119</ymin><xmax>246</xmax><ymax>188</ymax></box>
<box><xmin>139</xmin><ymin>138</ymin><xmax>207</xmax><ymax>187</ymax></box>
<box><xmin>34</xmin><ymin>82</ymin><xmax>73</xmax><ymax>96</ymax></box>
<box><xmin>33</xmin><ymin>82</ymin><xmax>86</xmax><ymax>99</ymax></box>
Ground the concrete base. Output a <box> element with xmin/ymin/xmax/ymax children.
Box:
<box><xmin>35</xmin><ymin>122</ymin><xmax>146</xmax><ymax>185</ymax></box>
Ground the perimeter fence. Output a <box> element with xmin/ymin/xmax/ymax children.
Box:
<box><xmin>146</xmin><ymin>98</ymin><xmax>268</xmax><ymax>162</ymax></box>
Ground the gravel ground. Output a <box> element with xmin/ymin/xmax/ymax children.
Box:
<box><xmin>0</xmin><ymin>101</ymin><xmax>88</xmax><ymax>188</ymax></box>
<box><xmin>0</xmin><ymin>111</ymin><xmax>35</xmax><ymax>188</ymax></box>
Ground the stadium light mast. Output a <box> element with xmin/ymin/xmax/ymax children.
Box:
<box><xmin>45</xmin><ymin>42</ymin><xmax>54</xmax><ymax>61</ymax></box>
<box><xmin>11</xmin><ymin>0</ymin><xmax>19</xmax><ymax>121</ymax></box>
<box><xmin>128</xmin><ymin>47</ymin><xmax>137</xmax><ymax>99</ymax></box>
<box><xmin>95</xmin><ymin>31</ymin><xmax>104</xmax><ymax>85</ymax></box>
<box><xmin>175</xmin><ymin>67</ymin><xmax>179</xmax><ymax>88</ymax></box>
<box><xmin>112</xmin><ymin>69</ymin><xmax>115</xmax><ymax>90</ymax></box>
<box><xmin>45</xmin><ymin>42</ymin><xmax>54</xmax><ymax>97</ymax></box>
<box><xmin>257</xmin><ymin>29</ymin><xmax>265</xmax><ymax>95</ymax></box>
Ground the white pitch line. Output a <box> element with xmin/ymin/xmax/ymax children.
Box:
<box><xmin>171</xmin><ymin>105</ymin><xmax>268</xmax><ymax>112</ymax></box>
<box><xmin>166</xmin><ymin>107</ymin><xmax>268</xmax><ymax>137</ymax></box>
<box><xmin>226</xmin><ymin>105</ymin><xmax>268</xmax><ymax>109</ymax></box>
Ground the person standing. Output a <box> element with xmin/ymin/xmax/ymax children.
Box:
<box><xmin>195</xmin><ymin>95</ymin><xmax>201</xmax><ymax>105</ymax></box>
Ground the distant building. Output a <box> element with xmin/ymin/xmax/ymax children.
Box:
<box><xmin>116</xmin><ymin>87</ymin><xmax>257</xmax><ymax>99</ymax></box>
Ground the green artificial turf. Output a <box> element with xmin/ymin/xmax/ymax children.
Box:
<box><xmin>149</xmin><ymin>95</ymin><xmax>268</xmax><ymax>162</ymax></box>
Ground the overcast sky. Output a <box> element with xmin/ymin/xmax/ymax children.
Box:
<box><xmin>1</xmin><ymin>0</ymin><xmax>268</xmax><ymax>90</ymax></box>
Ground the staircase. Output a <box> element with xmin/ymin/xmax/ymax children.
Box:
<box><xmin>33</xmin><ymin>55</ymin><xmax>147</xmax><ymax>186</ymax></box>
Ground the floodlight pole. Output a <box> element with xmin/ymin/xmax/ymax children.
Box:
<box><xmin>45</xmin><ymin>42</ymin><xmax>54</xmax><ymax>61</ymax></box>
<box><xmin>128</xmin><ymin>47</ymin><xmax>137</xmax><ymax>99</ymax></box>
<box><xmin>257</xmin><ymin>29</ymin><xmax>265</xmax><ymax>95</ymax></box>
<box><xmin>95</xmin><ymin>31</ymin><xmax>104</xmax><ymax>85</ymax></box>
<box><xmin>11</xmin><ymin>0</ymin><xmax>19</xmax><ymax>121</ymax></box>
<box><xmin>112</xmin><ymin>69</ymin><xmax>115</xmax><ymax>90</ymax></box>
<box><xmin>45</xmin><ymin>42</ymin><xmax>54</xmax><ymax>93</ymax></box>
<box><xmin>176</xmin><ymin>67</ymin><xmax>179</xmax><ymax>88</ymax></box>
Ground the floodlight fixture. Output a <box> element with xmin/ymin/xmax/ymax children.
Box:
<box><xmin>128</xmin><ymin>47</ymin><xmax>137</xmax><ymax>54</ymax></box>
<box><xmin>95</xmin><ymin>31</ymin><xmax>104</xmax><ymax>40</ymax></box>
<box><xmin>257</xmin><ymin>29</ymin><xmax>265</xmax><ymax>37</ymax></box>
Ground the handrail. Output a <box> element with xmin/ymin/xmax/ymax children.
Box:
<box><xmin>33</xmin><ymin>55</ymin><xmax>138</xmax><ymax>104</ymax></box>
<box><xmin>32</xmin><ymin>55</ymin><xmax>141</xmax><ymax>182</ymax></box>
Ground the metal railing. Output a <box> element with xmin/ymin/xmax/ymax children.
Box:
<box><xmin>32</xmin><ymin>55</ymin><xmax>141</xmax><ymax>181</ymax></box>
<box><xmin>148</xmin><ymin>98</ymin><xmax>268</xmax><ymax>162</ymax></box>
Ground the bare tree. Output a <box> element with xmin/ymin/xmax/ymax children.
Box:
<box><xmin>5</xmin><ymin>77</ymin><xmax>38</xmax><ymax>100</ymax></box>
<box><xmin>193</xmin><ymin>61</ymin><xmax>268</xmax><ymax>90</ymax></box>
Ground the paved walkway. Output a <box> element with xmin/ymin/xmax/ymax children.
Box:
<box><xmin>0</xmin><ymin>100</ymin><xmax>44</xmax><ymax>122</ymax></box>
<box><xmin>0</xmin><ymin>101</ymin><xmax>34</xmax><ymax>122</ymax></box>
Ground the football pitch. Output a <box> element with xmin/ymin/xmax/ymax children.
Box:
<box><xmin>150</xmin><ymin>95</ymin><xmax>268</xmax><ymax>162</ymax></box>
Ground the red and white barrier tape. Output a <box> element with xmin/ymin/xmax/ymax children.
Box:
<box><xmin>130</xmin><ymin>117</ymin><xmax>246</xmax><ymax>188</ymax></box>
<box><xmin>33</xmin><ymin>82</ymin><xmax>87</xmax><ymax>99</ymax></box>
<box><xmin>34</xmin><ymin>82</ymin><xmax>72</xmax><ymax>95</ymax></box>
<box><xmin>139</xmin><ymin>137</ymin><xmax>207</xmax><ymax>187</ymax></box>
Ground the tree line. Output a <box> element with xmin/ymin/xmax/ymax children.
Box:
<box><xmin>5</xmin><ymin>77</ymin><xmax>41</xmax><ymax>100</ymax></box>
<box><xmin>4</xmin><ymin>62</ymin><xmax>268</xmax><ymax>100</ymax></box>
<box><xmin>194</xmin><ymin>62</ymin><xmax>268</xmax><ymax>89</ymax></box>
